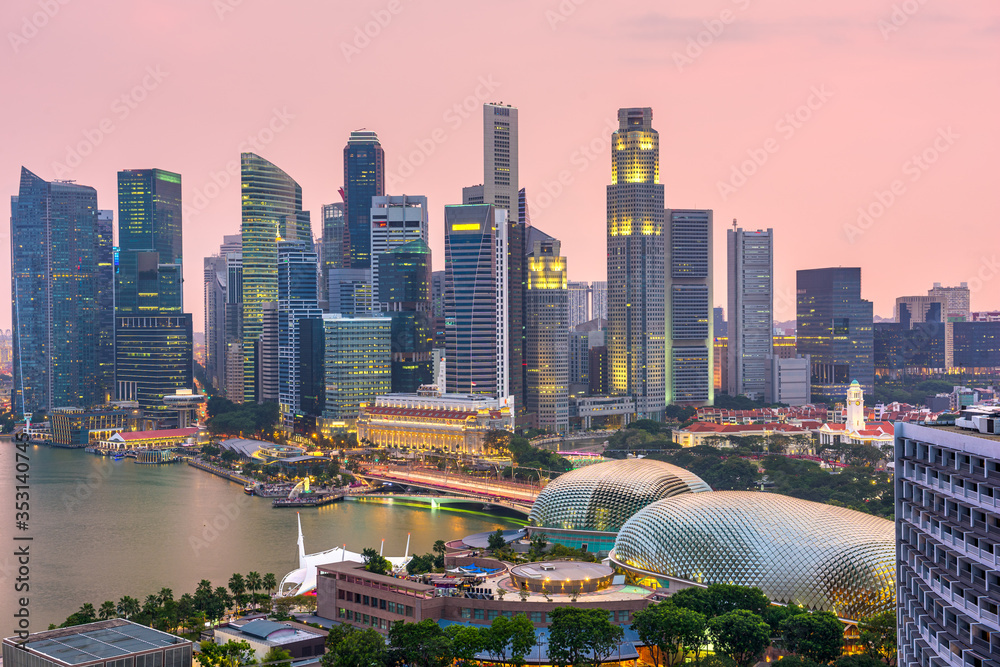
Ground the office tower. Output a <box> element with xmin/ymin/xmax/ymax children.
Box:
<box><xmin>461</xmin><ymin>184</ymin><xmax>484</xmax><ymax>205</ymax></box>
<box><xmin>321</xmin><ymin>202</ymin><xmax>346</xmax><ymax>304</ymax></box>
<box><xmin>519</xmin><ymin>187</ymin><xmax>531</xmax><ymax>226</ymax></box>
<box><xmin>772</xmin><ymin>335</ymin><xmax>797</xmax><ymax>359</ymax></box>
<box><xmin>378</xmin><ymin>239</ymin><xmax>433</xmax><ymax>393</ymax></box>
<box><xmin>764</xmin><ymin>355</ymin><xmax>811</xmax><ymax>406</ymax></box>
<box><xmin>321</xmin><ymin>314</ymin><xmax>391</xmax><ymax>419</ymax></box>
<box><xmin>874</xmin><ymin>321</ymin><xmax>945</xmax><ymax>377</ymax></box>
<box><xmin>607</xmin><ymin>108</ymin><xmax>665</xmax><ymax>419</ymax></box>
<box><xmin>567</xmin><ymin>281</ymin><xmax>591</xmax><ymax>329</ymax></box>
<box><xmin>259</xmin><ymin>302</ymin><xmax>279</xmax><ymax>402</ymax></box>
<box><xmin>10</xmin><ymin>167</ymin><xmax>104</xmax><ymax>415</ymax></box>
<box><xmin>952</xmin><ymin>321</ymin><xmax>1000</xmax><ymax>370</ymax></box>
<box><xmin>444</xmin><ymin>204</ymin><xmax>508</xmax><ymax>398</ymax></box>
<box><xmin>240</xmin><ymin>153</ymin><xmax>312</xmax><ymax>402</ymax></box>
<box><xmin>928</xmin><ymin>282</ymin><xmax>971</xmax><ymax>322</ymax></box>
<box><xmin>204</xmin><ymin>254</ymin><xmax>227</xmax><ymax>389</ymax></box>
<box><xmin>369</xmin><ymin>195</ymin><xmax>428</xmax><ymax>305</ymax></box>
<box><xmin>96</xmin><ymin>210</ymin><xmax>114</xmax><ymax>401</ymax></box>
<box><xmin>898</xmin><ymin>294</ymin><xmax>954</xmax><ymax>368</ymax></box>
<box><xmin>298</xmin><ymin>317</ymin><xmax>325</xmax><ymax>420</ymax></box>
<box><xmin>569</xmin><ymin>319</ymin><xmax>605</xmax><ymax>387</ymax></box>
<box><xmin>714</xmin><ymin>337</ymin><xmax>728</xmax><ymax>394</ymax></box>
<box><xmin>666</xmin><ymin>208</ymin><xmax>714</xmax><ymax>406</ymax></box>
<box><xmin>344</xmin><ymin>130</ymin><xmax>385</xmax><ymax>269</ymax></box>
<box><xmin>796</xmin><ymin>267</ymin><xmax>874</xmax><ymax>400</ymax></box>
<box><xmin>224</xmin><ymin>248</ymin><xmax>244</xmax><ymax>401</ymax></box>
<box><xmin>483</xmin><ymin>104</ymin><xmax>518</xmax><ymax>215</ymax></box>
<box><xmin>588</xmin><ymin>346</ymin><xmax>609</xmax><ymax>395</ymax></box>
<box><xmin>713</xmin><ymin>306</ymin><xmax>727</xmax><ymax>338</ymax></box>
<box><xmin>115</xmin><ymin>169</ymin><xmax>192</xmax><ymax>410</ymax></box>
<box><xmin>277</xmin><ymin>241</ymin><xmax>322</xmax><ymax>427</ymax></box>
<box><xmin>591</xmin><ymin>281</ymin><xmax>607</xmax><ymax>322</ymax></box>
<box><xmin>430</xmin><ymin>270</ymin><xmax>446</xmax><ymax>318</ymax></box>
<box><xmin>727</xmin><ymin>227</ymin><xmax>773</xmax><ymax>401</ymax></box>
<box><xmin>525</xmin><ymin>228</ymin><xmax>569</xmax><ymax>433</ymax></box>
<box><xmin>328</xmin><ymin>268</ymin><xmax>373</xmax><ymax>315</ymax></box>
<box><xmin>895</xmin><ymin>421</ymin><xmax>1000</xmax><ymax>666</ymax></box>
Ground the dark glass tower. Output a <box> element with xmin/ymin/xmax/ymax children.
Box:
<box><xmin>378</xmin><ymin>238</ymin><xmax>433</xmax><ymax>393</ymax></box>
<box><xmin>96</xmin><ymin>210</ymin><xmax>115</xmax><ymax>401</ymax></box>
<box><xmin>277</xmin><ymin>240</ymin><xmax>321</xmax><ymax>427</ymax></box>
<box><xmin>344</xmin><ymin>131</ymin><xmax>384</xmax><ymax>269</ymax></box>
<box><xmin>10</xmin><ymin>167</ymin><xmax>105</xmax><ymax>415</ymax></box>
<box><xmin>240</xmin><ymin>153</ymin><xmax>312</xmax><ymax>402</ymax></box>
<box><xmin>115</xmin><ymin>168</ymin><xmax>192</xmax><ymax>410</ymax></box>
<box><xmin>796</xmin><ymin>267</ymin><xmax>874</xmax><ymax>400</ymax></box>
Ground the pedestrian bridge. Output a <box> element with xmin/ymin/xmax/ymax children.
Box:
<box><xmin>357</xmin><ymin>467</ymin><xmax>541</xmax><ymax>505</ymax></box>
<box><xmin>346</xmin><ymin>492</ymin><xmax>533</xmax><ymax>517</ymax></box>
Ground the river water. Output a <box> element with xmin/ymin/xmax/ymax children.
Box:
<box><xmin>0</xmin><ymin>443</ymin><xmax>515</xmax><ymax>631</ymax></box>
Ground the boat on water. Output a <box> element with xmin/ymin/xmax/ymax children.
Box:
<box><xmin>277</xmin><ymin>514</ymin><xmax>412</xmax><ymax>597</ymax></box>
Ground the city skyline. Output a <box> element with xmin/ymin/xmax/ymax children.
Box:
<box><xmin>1</xmin><ymin>1</ymin><xmax>996</xmax><ymax>333</ymax></box>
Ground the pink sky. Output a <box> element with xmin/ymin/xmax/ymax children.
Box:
<box><xmin>2</xmin><ymin>0</ymin><xmax>998</xmax><ymax>333</ymax></box>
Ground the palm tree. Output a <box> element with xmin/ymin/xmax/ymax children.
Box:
<box><xmin>263</xmin><ymin>573</ymin><xmax>277</xmax><ymax>598</ymax></box>
<box><xmin>228</xmin><ymin>573</ymin><xmax>246</xmax><ymax>615</ymax></box>
<box><xmin>158</xmin><ymin>588</ymin><xmax>174</xmax><ymax>605</ymax></box>
<box><xmin>117</xmin><ymin>596</ymin><xmax>140</xmax><ymax>619</ymax></box>
<box><xmin>246</xmin><ymin>572</ymin><xmax>263</xmax><ymax>607</ymax></box>
<box><xmin>98</xmin><ymin>601</ymin><xmax>117</xmax><ymax>620</ymax></box>
<box><xmin>77</xmin><ymin>603</ymin><xmax>97</xmax><ymax>623</ymax></box>
<box><xmin>141</xmin><ymin>595</ymin><xmax>160</xmax><ymax>624</ymax></box>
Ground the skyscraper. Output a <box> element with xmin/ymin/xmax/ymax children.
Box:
<box><xmin>524</xmin><ymin>228</ymin><xmax>569</xmax><ymax>433</ymax></box>
<box><xmin>607</xmin><ymin>108</ymin><xmax>665</xmax><ymax>419</ymax></box>
<box><xmin>115</xmin><ymin>169</ymin><xmax>192</xmax><ymax>410</ymax></box>
<box><xmin>369</xmin><ymin>195</ymin><xmax>428</xmax><ymax>306</ymax></box>
<box><xmin>567</xmin><ymin>281</ymin><xmax>590</xmax><ymax>329</ymax></box>
<box><xmin>796</xmin><ymin>267</ymin><xmax>874</xmax><ymax>400</ymax></box>
<box><xmin>344</xmin><ymin>130</ymin><xmax>385</xmax><ymax>269</ymax></box>
<box><xmin>96</xmin><ymin>209</ymin><xmax>115</xmax><ymax>401</ymax></box>
<box><xmin>666</xmin><ymin>208</ymin><xmax>714</xmax><ymax>406</ymax></box>
<box><xmin>444</xmin><ymin>204</ymin><xmax>508</xmax><ymax>398</ymax></box>
<box><xmin>928</xmin><ymin>281</ymin><xmax>971</xmax><ymax>321</ymax></box>
<box><xmin>224</xmin><ymin>250</ymin><xmax>244</xmax><ymax>402</ymax></box>
<box><xmin>378</xmin><ymin>239</ymin><xmax>434</xmax><ymax>393</ymax></box>
<box><xmin>240</xmin><ymin>152</ymin><xmax>312</xmax><ymax>402</ymax></box>
<box><xmin>727</xmin><ymin>227</ymin><xmax>773</xmax><ymax>401</ymax></box>
<box><xmin>483</xmin><ymin>104</ymin><xmax>518</xmax><ymax>218</ymax></box>
<box><xmin>321</xmin><ymin>314</ymin><xmax>391</xmax><ymax>419</ymax></box>
<box><xmin>204</xmin><ymin>234</ymin><xmax>242</xmax><ymax>393</ymax></box>
<box><xmin>11</xmin><ymin>167</ymin><xmax>105</xmax><ymax>415</ymax></box>
<box><xmin>277</xmin><ymin>241</ymin><xmax>322</xmax><ymax>427</ymax></box>
<box><xmin>321</xmin><ymin>201</ymin><xmax>346</xmax><ymax>303</ymax></box>
<box><xmin>591</xmin><ymin>281</ymin><xmax>608</xmax><ymax>321</ymax></box>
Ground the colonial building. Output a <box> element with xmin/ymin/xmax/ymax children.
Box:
<box><xmin>817</xmin><ymin>380</ymin><xmax>894</xmax><ymax>448</ymax></box>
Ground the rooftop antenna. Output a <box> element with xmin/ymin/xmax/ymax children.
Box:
<box><xmin>732</xmin><ymin>218</ymin><xmax>738</xmax><ymax>231</ymax></box>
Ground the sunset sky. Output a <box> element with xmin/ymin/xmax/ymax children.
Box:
<box><xmin>2</xmin><ymin>0</ymin><xmax>998</xmax><ymax>332</ymax></box>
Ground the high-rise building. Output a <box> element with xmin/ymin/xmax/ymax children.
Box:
<box><xmin>483</xmin><ymin>104</ymin><xmax>518</xmax><ymax>220</ymax></box>
<box><xmin>524</xmin><ymin>228</ymin><xmax>569</xmax><ymax>434</ymax></box>
<box><xmin>727</xmin><ymin>227</ymin><xmax>773</xmax><ymax>401</ymax></box>
<box><xmin>952</xmin><ymin>321</ymin><xmax>1000</xmax><ymax>370</ymax></box>
<box><xmin>370</xmin><ymin>195</ymin><xmax>428</xmax><ymax>306</ymax></box>
<box><xmin>96</xmin><ymin>210</ymin><xmax>115</xmax><ymax>401</ymax></box>
<box><xmin>378</xmin><ymin>239</ymin><xmax>433</xmax><ymax>393</ymax></box>
<box><xmin>444</xmin><ymin>204</ymin><xmax>508</xmax><ymax>398</ymax></box>
<box><xmin>928</xmin><ymin>282</ymin><xmax>971</xmax><ymax>322</ymax></box>
<box><xmin>430</xmin><ymin>270</ymin><xmax>446</xmax><ymax>318</ymax></box>
<box><xmin>591</xmin><ymin>281</ymin><xmax>607</xmax><ymax>322</ymax></box>
<box><xmin>344</xmin><ymin>131</ymin><xmax>385</xmax><ymax>269</ymax></box>
<box><xmin>567</xmin><ymin>281</ymin><xmax>590</xmax><ymax>329</ymax></box>
<box><xmin>224</xmin><ymin>249</ymin><xmax>243</xmax><ymax>401</ymax></box>
<box><xmin>328</xmin><ymin>268</ymin><xmax>373</xmax><ymax>316</ymax></box>
<box><xmin>115</xmin><ymin>169</ymin><xmax>192</xmax><ymax>411</ymax></box>
<box><xmin>607</xmin><ymin>107</ymin><xmax>665</xmax><ymax>419</ymax></box>
<box><xmin>204</xmin><ymin>234</ymin><xmax>242</xmax><ymax>393</ymax></box>
<box><xmin>713</xmin><ymin>306</ymin><xmax>727</xmax><ymax>338</ymax></box>
<box><xmin>461</xmin><ymin>184</ymin><xmax>484</xmax><ymax>205</ymax></box>
<box><xmin>11</xmin><ymin>167</ymin><xmax>106</xmax><ymax>415</ymax></box>
<box><xmin>277</xmin><ymin>241</ymin><xmax>322</xmax><ymax>427</ymax></box>
<box><xmin>321</xmin><ymin>314</ymin><xmax>391</xmax><ymax>420</ymax></box>
<box><xmin>258</xmin><ymin>301</ymin><xmax>279</xmax><ymax>403</ymax></box>
<box><xmin>240</xmin><ymin>153</ymin><xmax>312</xmax><ymax>402</ymax></box>
<box><xmin>321</xmin><ymin>201</ymin><xmax>346</xmax><ymax>304</ymax></box>
<box><xmin>895</xmin><ymin>420</ymin><xmax>1000</xmax><ymax>666</ymax></box>
<box><xmin>666</xmin><ymin>208</ymin><xmax>714</xmax><ymax>406</ymax></box>
<box><xmin>796</xmin><ymin>267</ymin><xmax>874</xmax><ymax>400</ymax></box>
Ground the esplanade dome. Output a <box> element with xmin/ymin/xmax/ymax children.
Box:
<box><xmin>528</xmin><ymin>458</ymin><xmax>711</xmax><ymax>532</ymax></box>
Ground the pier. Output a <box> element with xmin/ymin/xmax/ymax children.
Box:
<box><xmin>272</xmin><ymin>493</ymin><xmax>345</xmax><ymax>508</ymax></box>
<box><xmin>187</xmin><ymin>458</ymin><xmax>255</xmax><ymax>485</ymax></box>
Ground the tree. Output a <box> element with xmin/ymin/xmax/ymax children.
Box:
<box><xmin>707</xmin><ymin>610</ymin><xmax>771</xmax><ymax>667</ymax></box>
<box><xmin>321</xmin><ymin>626</ymin><xmax>387</xmax><ymax>667</ymax></box>
<box><xmin>705</xmin><ymin>458</ymin><xmax>761</xmax><ymax>491</ymax></box>
<box><xmin>834</xmin><ymin>656</ymin><xmax>884</xmax><ymax>667</ymax></box>
<box><xmin>117</xmin><ymin>596</ymin><xmax>141</xmax><ymax>620</ymax></box>
<box><xmin>228</xmin><ymin>574</ymin><xmax>246</xmax><ymax>614</ymax></box>
<box><xmin>141</xmin><ymin>594</ymin><xmax>161</xmax><ymax>623</ymax></box>
<box><xmin>858</xmin><ymin>610</ymin><xmax>897</xmax><ymax>666</ymax></box>
<box><xmin>362</xmin><ymin>547</ymin><xmax>392</xmax><ymax>576</ymax></box>
<box><xmin>158</xmin><ymin>588</ymin><xmax>174</xmax><ymax>605</ymax></box>
<box><xmin>631</xmin><ymin>601</ymin><xmax>707</xmax><ymax>667</ymax></box>
<box><xmin>260</xmin><ymin>647</ymin><xmax>291</xmax><ymax>667</ymax></box>
<box><xmin>445</xmin><ymin>625</ymin><xmax>485</xmax><ymax>666</ymax></box>
<box><xmin>487</xmin><ymin>529</ymin><xmax>507</xmax><ymax>552</ymax></box>
<box><xmin>246</xmin><ymin>572</ymin><xmax>263</xmax><ymax>605</ymax></box>
<box><xmin>670</xmin><ymin>587</ymin><xmax>713</xmax><ymax>617</ymax></box>
<box><xmin>547</xmin><ymin>607</ymin><xmax>624</xmax><ymax>667</ymax></box>
<box><xmin>387</xmin><ymin>619</ymin><xmax>453</xmax><ymax>667</ymax></box>
<box><xmin>76</xmin><ymin>603</ymin><xmax>97</xmax><ymax>623</ymax></box>
<box><xmin>433</xmin><ymin>540</ymin><xmax>447</xmax><ymax>568</ymax></box>
<box><xmin>481</xmin><ymin>614</ymin><xmax>536</xmax><ymax>667</ymax></box>
<box><xmin>705</xmin><ymin>584</ymin><xmax>770</xmax><ymax>617</ymax></box>
<box><xmin>763</xmin><ymin>604</ymin><xmax>807</xmax><ymax>637</ymax></box>
<box><xmin>263</xmin><ymin>573</ymin><xmax>277</xmax><ymax>597</ymax></box>
<box><xmin>98</xmin><ymin>600</ymin><xmax>117</xmax><ymax>620</ymax></box>
<box><xmin>198</xmin><ymin>640</ymin><xmax>256</xmax><ymax>667</ymax></box>
<box><xmin>771</xmin><ymin>658</ymin><xmax>819</xmax><ymax>667</ymax></box>
<box><xmin>210</xmin><ymin>587</ymin><xmax>232</xmax><ymax>623</ymax></box>
<box><xmin>781</xmin><ymin>611</ymin><xmax>844</xmax><ymax>664</ymax></box>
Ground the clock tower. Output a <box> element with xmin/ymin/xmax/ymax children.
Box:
<box><xmin>846</xmin><ymin>380</ymin><xmax>865</xmax><ymax>432</ymax></box>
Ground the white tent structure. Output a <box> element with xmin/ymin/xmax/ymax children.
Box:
<box><xmin>277</xmin><ymin>514</ymin><xmax>412</xmax><ymax>597</ymax></box>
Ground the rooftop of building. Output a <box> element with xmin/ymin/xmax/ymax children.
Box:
<box><xmin>509</xmin><ymin>561</ymin><xmax>613</xmax><ymax>582</ymax></box>
<box><xmin>114</xmin><ymin>427</ymin><xmax>198</xmax><ymax>441</ymax></box>
<box><xmin>917</xmin><ymin>423</ymin><xmax>1000</xmax><ymax>443</ymax></box>
<box><xmin>216</xmin><ymin>619</ymin><xmax>323</xmax><ymax>646</ymax></box>
<box><xmin>3</xmin><ymin>619</ymin><xmax>188</xmax><ymax>665</ymax></box>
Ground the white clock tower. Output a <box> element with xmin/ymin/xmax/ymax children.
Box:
<box><xmin>846</xmin><ymin>380</ymin><xmax>865</xmax><ymax>432</ymax></box>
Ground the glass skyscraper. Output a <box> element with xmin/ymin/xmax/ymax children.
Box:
<box><xmin>796</xmin><ymin>267</ymin><xmax>874</xmax><ymax>400</ymax></box>
<box><xmin>607</xmin><ymin>107</ymin><xmax>665</xmax><ymax>419</ymax></box>
<box><xmin>96</xmin><ymin>210</ymin><xmax>115</xmax><ymax>401</ymax></box>
<box><xmin>321</xmin><ymin>201</ymin><xmax>346</xmax><ymax>304</ymax></box>
<box><xmin>277</xmin><ymin>241</ymin><xmax>322</xmax><ymax>427</ymax></box>
<box><xmin>10</xmin><ymin>167</ymin><xmax>106</xmax><ymax>415</ymax></box>
<box><xmin>240</xmin><ymin>152</ymin><xmax>312</xmax><ymax>402</ymax></box>
<box><xmin>344</xmin><ymin>131</ymin><xmax>384</xmax><ymax>269</ymax></box>
<box><xmin>525</xmin><ymin>228</ymin><xmax>569</xmax><ymax>434</ymax></box>
<box><xmin>727</xmin><ymin>227</ymin><xmax>773</xmax><ymax>401</ymax></box>
<box><xmin>378</xmin><ymin>238</ymin><xmax>433</xmax><ymax>393</ymax></box>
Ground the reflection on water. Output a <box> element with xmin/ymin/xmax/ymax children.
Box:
<box><xmin>0</xmin><ymin>444</ymin><xmax>513</xmax><ymax>628</ymax></box>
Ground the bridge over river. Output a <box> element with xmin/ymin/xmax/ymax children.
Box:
<box><xmin>356</xmin><ymin>466</ymin><xmax>541</xmax><ymax>514</ymax></box>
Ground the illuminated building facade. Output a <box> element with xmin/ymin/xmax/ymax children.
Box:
<box><xmin>344</xmin><ymin>130</ymin><xmax>385</xmax><ymax>269</ymax></box>
<box><xmin>115</xmin><ymin>315</ymin><xmax>193</xmax><ymax>408</ymax></box>
<box><xmin>444</xmin><ymin>204</ymin><xmax>508</xmax><ymax>397</ymax></box>
<box><xmin>278</xmin><ymin>241</ymin><xmax>322</xmax><ymax>427</ymax></box>
<box><xmin>927</xmin><ymin>282</ymin><xmax>971</xmax><ymax>322</ymax></box>
<box><xmin>96</xmin><ymin>210</ymin><xmax>115</xmax><ymax>400</ymax></box>
<box><xmin>356</xmin><ymin>386</ymin><xmax>514</xmax><ymax>454</ymax></box>
<box><xmin>607</xmin><ymin>107</ymin><xmax>665</xmax><ymax>419</ymax></box>
<box><xmin>568</xmin><ymin>281</ymin><xmax>590</xmax><ymax>329</ymax></box>
<box><xmin>204</xmin><ymin>234</ymin><xmax>242</xmax><ymax>395</ymax></box>
<box><xmin>321</xmin><ymin>201</ymin><xmax>346</xmax><ymax>303</ymax></box>
<box><xmin>321</xmin><ymin>314</ymin><xmax>391</xmax><ymax>420</ymax></box>
<box><xmin>370</xmin><ymin>195</ymin><xmax>428</xmax><ymax>305</ymax></box>
<box><xmin>525</xmin><ymin>228</ymin><xmax>569</xmax><ymax>433</ymax></box>
<box><xmin>952</xmin><ymin>321</ymin><xmax>1000</xmax><ymax>371</ymax></box>
<box><xmin>796</xmin><ymin>267</ymin><xmax>874</xmax><ymax>400</ymax></box>
<box><xmin>378</xmin><ymin>239</ymin><xmax>434</xmax><ymax>393</ymax></box>
<box><xmin>11</xmin><ymin>167</ymin><xmax>105</xmax><ymax>414</ymax></box>
<box><xmin>240</xmin><ymin>153</ymin><xmax>312</xmax><ymax>402</ymax></box>
<box><xmin>591</xmin><ymin>281</ymin><xmax>608</xmax><ymax>322</ymax></box>
<box><xmin>727</xmin><ymin>227</ymin><xmax>772</xmax><ymax>400</ymax></box>
<box><xmin>666</xmin><ymin>208</ymin><xmax>714</xmax><ymax>406</ymax></box>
